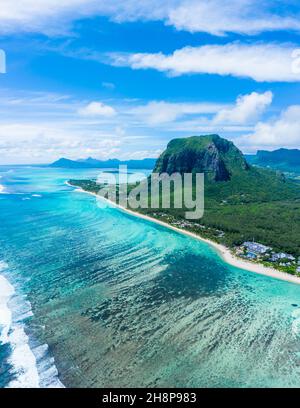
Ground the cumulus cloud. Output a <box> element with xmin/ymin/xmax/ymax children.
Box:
<box><xmin>109</xmin><ymin>43</ymin><xmax>300</xmax><ymax>83</ymax></box>
<box><xmin>129</xmin><ymin>101</ymin><xmax>227</xmax><ymax>124</ymax></box>
<box><xmin>238</xmin><ymin>105</ymin><xmax>300</xmax><ymax>151</ymax></box>
<box><xmin>0</xmin><ymin>91</ymin><xmax>191</xmax><ymax>164</ymax></box>
<box><xmin>214</xmin><ymin>91</ymin><xmax>273</xmax><ymax>125</ymax></box>
<box><xmin>0</xmin><ymin>89</ymin><xmax>287</xmax><ymax>163</ymax></box>
<box><xmin>0</xmin><ymin>92</ymin><xmax>124</xmax><ymax>163</ymax></box>
<box><xmin>78</xmin><ymin>101</ymin><xmax>116</xmax><ymax>117</ymax></box>
<box><xmin>0</xmin><ymin>122</ymin><xmax>122</xmax><ymax>163</ymax></box>
<box><xmin>1</xmin><ymin>0</ymin><xmax>300</xmax><ymax>36</ymax></box>
<box><xmin>125</xmin><ymin>93</ymin><xmax>274</xmax><ymax>132</ymax></box>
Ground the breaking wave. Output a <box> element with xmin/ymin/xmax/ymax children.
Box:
<box><xmin>0</xmin><ymin>261</ymin><xmax>64</xmax><ymax>388</ymax></box>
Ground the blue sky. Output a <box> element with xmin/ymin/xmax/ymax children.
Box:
<box><xmin>0</xmin><ymin>0</ymin><xmax>300</xmax><ymax>163</ymax></box>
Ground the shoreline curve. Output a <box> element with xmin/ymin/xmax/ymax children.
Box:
<box><xmin>66</xmin><ymin>181</ymin><xmax>300</xmax><ymax>286</ymax></box>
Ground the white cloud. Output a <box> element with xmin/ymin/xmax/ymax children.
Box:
<box><xmin>0</xmin><ymin>91</ymin><xmax>124</xmax><ymax>163</ymax></box>
<box><xmin>1</xmin><ymin>0</ymin><xmax>300</xmax><ymax>36</ymax></box>
<box><xmin>167</xmin><ymin>0</ymin><xmax>300</xmax><ymax>36</ymax></box>
<box><xmin>0</xmin><ymin>89</ymin><xmax>286</xmax><ymax>163</ymax></box>
<box><xmin>214</xmin><ymin>91</ymin><xmax>273</xmax><ymax>125</ymax></box>
<box><xmin>78</xmin><ymin>101</ymin><xmax>116</xmax><ymax>117</ymax></box>
<box><xmin>125</xmin><ymin>93</ymin><xmax>274</xmax><ymax>132</ymax></box>
<box><xmin>0</xmin><ymin>91</ymin><xmax>181</xmax><ymax>163</ymax></box>
<box><xmin>238</xmin><ymin>105</ymin><xmax>300</xmax><ymax>151</ymax></box>
<box><xmin>129</xmin><ymin>101</ymin><xmax>227</xmax><ymax>124</ymax></box>
<box><xmin>0</xmin><ymin>0</ymin><xmax>167</xmax><ymax>35</ymax></box>
<box><xmin>126</xmin><ymin>149</ymin><xmax>163</xmax><ymax>159</ymax></box>
<box><xmin>109</xmin><ymin>43</ymin><xmax>300</xmax><ymax>82</ymax></box>
<box><xmin>0</xmin><ymin>122</ymin><xmax>122</xmax><ymax>163</ymax></box>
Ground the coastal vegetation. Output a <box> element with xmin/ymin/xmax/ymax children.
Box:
<box><xmin>69</xmin><ymin>135</ymin><xmax>300</xmax><ymax>275</ymax></box>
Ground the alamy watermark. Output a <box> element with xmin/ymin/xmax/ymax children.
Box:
<box><xmin>0</xmin><ymin>50</ymin><xmax>6</xmax><ymax>74</ymax></box>
<box><xmin>94</xmin><ymin>166</ymin><xmax>204</xmax><ymax>220</ymax></box>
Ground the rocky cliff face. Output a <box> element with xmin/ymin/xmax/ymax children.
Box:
<box><xmin>154</xmin><ymin>135</ymin><xmax>249</xmax><ymax>182</ymax></box>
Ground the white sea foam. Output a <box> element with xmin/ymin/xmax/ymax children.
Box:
<box><xmin>32</xmin><ymin>194</ymin><xmax>42</xmax><ymax>198</ymax></box>
<box><xmin>0</xmin><ymin>265</ymin><xmax>14</xmax><ymax>344</ymax></box>
<box><xmin>0</xmin><ymin>261</ymin><xmax>64</xmax><ymax>388</ymax></box>
<box><xmin>5</xmin><ymin>325</ymin><xmax>40</xmax><ymax>388</ymax></box>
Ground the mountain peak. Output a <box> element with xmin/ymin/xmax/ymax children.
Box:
<box><xmin>154</xmin><ymin>135</ymin><xmax>249</xmax><ymax>182</ymax></box>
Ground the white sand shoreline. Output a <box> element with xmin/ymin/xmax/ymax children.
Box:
<box><xmin>66</xmin><ymin>181</ymin><xmax>300</xmax><ymax>286</ymax></box>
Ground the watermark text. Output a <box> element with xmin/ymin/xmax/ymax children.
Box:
<box><xmin>95</xmin><ymin>166</ymin><xmax>204</xmax><ymax>220</ymax></box>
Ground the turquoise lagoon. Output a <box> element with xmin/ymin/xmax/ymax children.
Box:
<box><xmin>1</xmin><ymin>165</ymin><xmax>300</xmax><ymax>387</ymax></box>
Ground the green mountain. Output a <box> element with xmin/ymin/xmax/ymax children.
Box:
<box><xmin>50</xmin><ymin>158</ymin><xmax>90</xmax><ymax>168</ymax></box>
<box><xmin>246</xmin><ymin>148</ymin><xmax>300</xmax><ymax>174</ymax></box>
<box><xmin>154</xmin><ymin>135</ymin><xmax>299</xmax><ymax>203</ymax></box>
<box><xmin>154</xmin><ymin>134</ymin><xmax>249</xmax><ymax>182</ymax></box>
<box><xmin>50</xmin><ymin>157</ymin><xmax>156</xmax><ymax>170</ymax></box>
<box><xmin>152</xmin><ymin>135</ymin><xmax>300</xmax><ymax>256</ymax></box>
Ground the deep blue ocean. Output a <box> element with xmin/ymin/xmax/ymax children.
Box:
<box><xmin>1</xmin><ymin>165</ymin><xmax>300</xmax><ymax>388</ymax></box>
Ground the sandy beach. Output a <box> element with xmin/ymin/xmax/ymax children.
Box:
<box><xmin>67</xmin><ymin>182</ymin><xmax>300</xmax><ymax>286</ymax></box>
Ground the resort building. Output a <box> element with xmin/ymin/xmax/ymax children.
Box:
<box><xmin>270</xmin><ymin>253</ymin><xmax>296</xmax><ymax>262</ymax></box>
<box><xmin>242</xmin><ymin>242</ymin><xmax>271</xmax><ymax>255</ymax></box>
